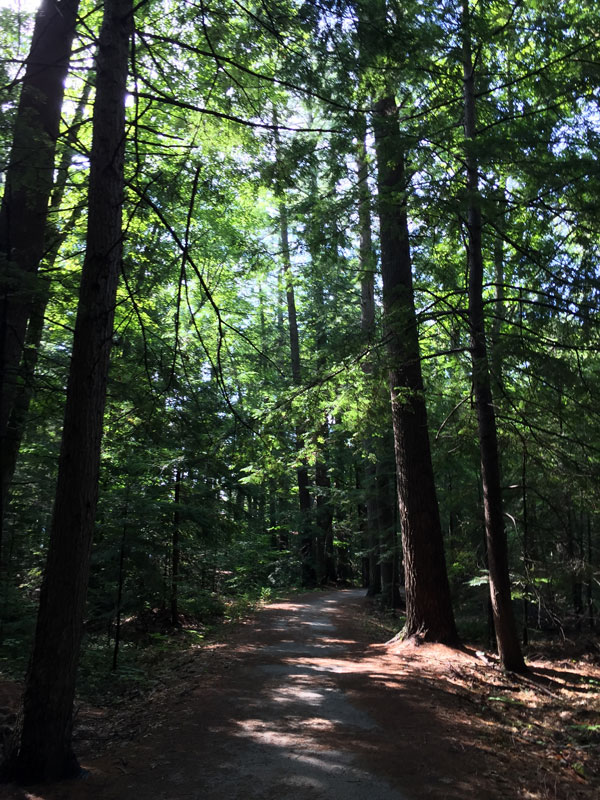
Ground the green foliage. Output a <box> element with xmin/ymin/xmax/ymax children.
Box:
<box><xmin>179</xmin><ymin>591</ymin><xmax>225</xmax><ymax>621</ymax></box>
<box><xmin>2</xmin><ymin>0</ymin><xmax>600</xmax><ymax>700</ymax></box>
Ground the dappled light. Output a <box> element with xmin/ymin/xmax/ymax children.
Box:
<box><xmin>1</xmin><ymin>590</ymin><xmax>597</xmax><ymax>800</ymax></box>
<box><xmin>1</xmin><ymin>0</ymin><xmax>599</xmax><ymax>791</ymax></box>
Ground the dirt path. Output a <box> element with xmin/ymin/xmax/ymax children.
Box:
<box><xmin>2</xmin><ymin>589</ymin><xmax>599</xmax><ymax>799</ymax></box>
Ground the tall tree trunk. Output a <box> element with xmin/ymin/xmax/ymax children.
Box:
<box><xmin>587</xmin><ymin>513</ymin><xmax>594</xmax><ymax>630</ymax></box>
<box><xmin>2</xmin><ymin>0</ymin><xmax>133</xmax><ymax>781</ymax></box>
<box><xmin>112</xmin><ymin>488</ymin><xmax>130</xmax><ymax>672</ymax></box>
<box><xmin>278</xmin><ymin>196</ymin><xmax>314</xmax><ymax>586</ymax></box>
<box><xmin>566</xmin><ymin>504</ymin><xmax>583</xmax><ymax>626</ymax></box>
<box><xmin>333</xmin><ymin>423</ymin><xmax>352</xmax><ymax>584</ymax></box>
<box><xmin>305</xmin><ymin>179</ymin><xmax>336</xmax><ymax>585</ymax></box>
<box><xmin>521</xmin><ymin>449</ymin><xmax>530</xmax><ymax>646</ymax></box>
<box><xmin>462</xmin><ymin>0</ymin><xmax>525</xmax><ymax>672</ymax></box>
<box><xmin>0</xmin><ymin>0</ymin><xmax>80</xmax><ymax>559</ymax></box>
<box><xmin>171</xmin><ymin>467</ymin><xmax>182</xmax><ymax>627</ymax></box>
<box><xmin>377</xmin><ymin>441</ymin><xmax>401</xmax><ymax>609</ymax></box>
<box><xmin>272</xmin><ymin>111</ymin><xmax>314</xmax><ymax>586</ymax></box>
<box><xmin>372</xmin><ymin>96</ymin><xmax>458</xmax><ymax>643</ymax></box>
<box><xmin>0</xmin><ymin>83</ymin><xmax>90</xmax><ymax>549</ymax></box>
<box><xmin>357</xmin><ymin>129</ymin><xmax>381</xmax><ymax>597</ymax></box>
<box><xmin>315</xmin><ymin>438</ymin><xmax>335</xmax><ymax>583</ymax></box>
<box><xmin>490</xmin><ymin>189</ymin><xmax>506</xmax><ymax>389</ymax></box>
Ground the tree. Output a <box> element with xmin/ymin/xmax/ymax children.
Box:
<box><xmin>2</xmin><ymin>0</ymin><xmax>133</xmax><ymax>780</ymax></box>
<box><xmin>351</xmin><ymin>0</ymin><xmax>459</xmax><ymax>640</ymax></box>
<box><xmin>0</xmin><ymin>0</ymin><xmax>80</xmax><ymax>546</ymax></box>
<box><xmin>0</xmin><ymin>81</ymin><xmax>91</xmax><ymax>550</ymax></box>
<box><xmin>357</xmin><ymin>127</ymin><xmax>382</xmax><ymax>597</ymax></box>
<box><xmin>461</xmin><ymin>0</ymin><xmax>526</xmax><ymax>672</ymax></box>
<box><xmin>1</xmin><ymin>3</ymin><xmax>600</xmax><ymax>751</ymax></box>
<box><xmin>273</xmin><ymin>116</ymin><xmax>315</xmax><ymax>587</ymax></box>
<box><xmin>372</xmin><ymin>91</ymin><xmax>458</xmax><ymax>643</ymax></box>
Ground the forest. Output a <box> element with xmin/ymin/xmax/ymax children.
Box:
<box><xmin>0</xmin><ymin>0</ymin><xmax>599</xmax><ymax>789</ymax></box>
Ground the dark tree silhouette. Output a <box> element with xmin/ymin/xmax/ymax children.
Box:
<box><xmin>2</xmin><ymin>0</ymin><xmax>133</xmax><ymax>781</ymax></box>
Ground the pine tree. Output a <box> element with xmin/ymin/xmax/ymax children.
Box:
<box><xmin>2</xmin><ymin>0</ymin><xmax>133</xmax><ymax>780</ymax></box>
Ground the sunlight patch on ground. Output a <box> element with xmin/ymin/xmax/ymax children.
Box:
<box><xmin>284</xmin><ymin>773</ymin><xmax>326</xmax><ymax>789</ymax></box>
<box><xmin>288</xmin><ymin>660</ymin><xmax>348</xmax><ymax>674</ymax></box>
<box><xmin>288</xmin><ymin>655</ymin><xmax>374</xmax><ymax>675</ymax></box>
<box><xmin>270</xmin><ymin>686</ymin><xmax>326</xmax><ymax>704</ymax></box>
<box><xmin>266</xmin><ymin>603</ymin><xmax>310</xmax><ymax>612</ymax></box>
<box><xmin>288</xmin><ymin>751</ymin><xmax>350</xmax><ymax>773</ymax></box>
<box><xmin>233</xmin><ymin>720</ymin><xmax>316</xmax><ymax>748</ymax></box>
<box><xmin>301</xmin><ymin>620</ymin><xmax>335</xmax><ymax>629</ymax></box>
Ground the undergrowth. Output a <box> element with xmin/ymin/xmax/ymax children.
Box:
<box><xmin>0</xmin><ymin>586</ymin><xmax>281</xmax><ymax>707</ymax></box>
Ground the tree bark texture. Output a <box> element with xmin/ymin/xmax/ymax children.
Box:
<box><xmin>377</xmin><ymin>443</ymin><xmax>401</xmax><ymax>609</ymax></box>
<box><xmin>522</xmin><ymin>449</ymin><xmax>530</xmax><ymax>645</ymax></box>
<box><xmin>3</xmin><ymin>0</ymin><xmax>133</xmax><ymax>781</ymax></box>
<box><xmin>358</xmin><ymin>129</ymin><xmax>376</xmax><ymax>338</ymax></box>
<box><xmin>171</xmin><ymin>468</ymin><xmax>182</xmax><ymax>627</ymax></box>
<box><xmin>305</xmin><ymin>197</ymin><xmax>336</xmax><ymax>585</ymax></box>
<box><xmin>373</xmin><ymin>95</ymin><xmax>458</xmax><ymax>643</ymax></box>
<box><xmin>112</xmin><ymin>488</ymin><xmax>130</xmax><ymax>672</ymax></box>
<box><xmin>315</xmin><ymin>444</ymin><xmax>335</xmax><ymax>584</ymax></box>
<box><xmin>278</xmin><ymin>197</ymin><xmax>314</xmax><ymax>587</ymax></box>
<box><xmin>333</xmin><ymin>433</ymin><xmax>352</xmax><ymax>584</ymax></box>
<box><xmin>0</xmin><ymin>0</ymin><xmax>80</xmax><ymax>558</ymax></box>
<box><xmin>586</xmin><ymin>514</ymin><xmax>594</xmax><ymax>630</ymax></box>
<box><xmin>0</xmin><ymin>83</ymin><xmax>90</xmax><ymax>548</ymax></box>
<box><xmin>462</xmin><ymin>0</ymin><xmax>525</xmax><ymax>672</ymax></box>
<box><xmin>490</xmin><ymin>189</ymin><xmax>506</xmax><ymax>388</ymax></box>
<box><xmin>357</xmin><ymin>130</ymin><xmax>381</xmax><ymax>597</ymax></box>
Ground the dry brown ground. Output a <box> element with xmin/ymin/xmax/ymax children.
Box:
<box><xmin>0</xmin><ymin>590</ymin><xmax>598</xmax><ymax>799</ymax></box>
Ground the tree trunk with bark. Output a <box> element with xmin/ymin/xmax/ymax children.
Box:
<box><xmin>171</xmin><ymin>468</ymin><xmax>182</xmax><ymax>627</ymax></box>
<box><xmin>357</xmin><ymin>130</ymin><xmax>381</xmax><ymax>597</ymax></box>
<box><xmin>372</xmin><ymin>95</ymin><xmax>458</xmax><ymax>643</ymax></box>
<box><xmin>462</xmin><ymin>0</ymin><xmax>525</xmax><ymax>672</ymax></box>
<box><xmin>0</xmin><ymin>0</ymin><xmax>80</xmax><ymax>557</ymax></box>
<box><xmin>377</xmin><ymin>441</ymin><xmax>401</xmax><ymax>609</ymax></box>
<box><xmin>278</xmin><ymin>197</ymin><xmax>314</xmax><ymax>587</ymax></box>
<box><xmin>0</xmin><ymin>83</ymin><xmax>90</xmax><ymax>551</ymax></box>
<box><xmin>315</xmin><ymin>448</ymin><xmax>335</xmax><ymax>584</ymax></box>
<box><xmin>2</xmin><ymin>0</ymin><xmax>133</xmax><ymax>781</ymax></box>
<box><xmin>271</xmin><ymin>110</ymin><xmax>314</xmax><ymax>585</ymax></box>
<box><xmin>333</xmin><ymin>424</ymin><xmax>352</xmax><ymax>584</ymax></box>
<box><xmin>112</xmin><ymin>487</ymin><xmax>130</xmax><ymax>672</ymax></box>
<box><xmin>586</xmin><ymin>513</ymin><xmax>594</xmax><ymax>630</ymax></box>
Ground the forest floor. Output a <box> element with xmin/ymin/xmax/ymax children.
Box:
<box><xmin>0</xmin><ymin>589</ymin><xmax>599</xmax><ymax>800</ymax></box>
